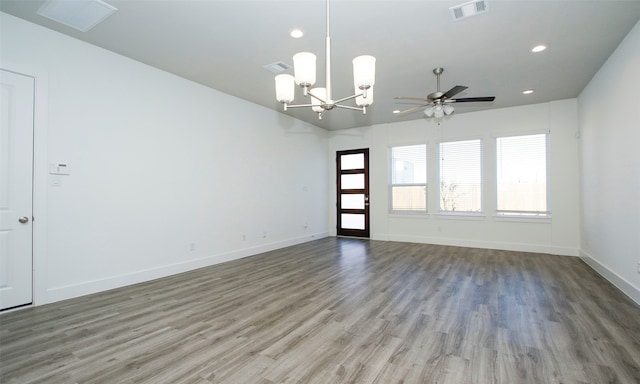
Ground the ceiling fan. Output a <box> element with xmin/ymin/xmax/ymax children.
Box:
<box><xmin>394</xmin><ymin>67</ymin><xmax>495</xmax><ymax>118</ymax></box>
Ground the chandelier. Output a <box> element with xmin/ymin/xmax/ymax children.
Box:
<box><xmin>274</xmin><ymin>0</ymin><xmax>376</xmax><ymax>119</ymax></box>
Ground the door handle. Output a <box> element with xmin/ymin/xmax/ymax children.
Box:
<box><xmin>18</xmin><ymin>216</ymin><xmax>29</xmax><ymax>224</ymax></box>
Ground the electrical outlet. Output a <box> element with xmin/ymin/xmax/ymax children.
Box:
<box><xmin>50</xmin><ymin>175</ymin><xmax>62</xmax><ymax>187</ymax></box>
<box><xmin>637</xmin><ymin>262</ymin><xmax>640</xmax><ymax>274</ymax></box>
<box><xmin>189</xmin><ymin>243</ymin><xmax>196</xmax><ymax>251</ymax></box>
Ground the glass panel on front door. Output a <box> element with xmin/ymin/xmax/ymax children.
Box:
<box><xmin>340</xmin><ymin>154</ymin><xmax>365</xmax><ymax>170</ymax></box>
<box><xmin>341</xmin><ymin>174</ymin><xmax>365</xmax><ymax>189</ymax></box>
<box><xmin>341</xmin><ymin>194</ymin><xmax>365</xmax><ymax>210</ymax></box>
<box><xmin>336</xmin><ymin>149</ymin><xmax>370</xmax><ymax>238</ymax></box>
<box><xmin>341</xmin><ymin>214</ymin><xmax>365</xmax><ymax>230</ymax></box>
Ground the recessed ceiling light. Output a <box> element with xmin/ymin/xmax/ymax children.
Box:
<box><xmin>290</xmin><ymin>28</ymin><xmax>303</xmax><ymax>38</ymax></box>
<box><xmin>393</xmin><ymin>110</ymin><xmax>401</xmax><ymax>114</ymax></box>
<box><xmin>522</xmin><ymin>89</ymin><xmax>535</xmax><ymax>95</ymax></box>
<box><xmin>531</xmin><ymin>45</ymin><xmax>547</xmax><ymax>53</ymax></box>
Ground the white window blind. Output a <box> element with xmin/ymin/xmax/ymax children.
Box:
<box><xmin>439</xmin><ymin>139</ymin><xmax>482</xmax><ymax>213</ymax></box>
<box><xmin>496</xmin><ymin>133</ymin><xmax>549</xmax><ymax>216</ymax></box>
<box><xmin>390</xmin><ymin>144</ymin><xmax>427</xmax><ymax>212</ymax></box>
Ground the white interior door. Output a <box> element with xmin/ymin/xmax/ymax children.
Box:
<box><xmin>0</xmin><ymin>69</ymin><xmax>34</xmax><ymax>310</ymax></box>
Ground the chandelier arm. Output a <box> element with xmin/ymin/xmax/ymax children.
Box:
<box><xmin>333</xmin><ymin>93</ymin><xmax>362</xmax><ymax>105</ymax></box>
<box><xmin>283</xmin><ymin>103</ymin><xmax>315</xmax><ymax>109</ymax></box>
<box><xmin>335</xmin><ymin>104</ymin><xmax>365</xmax><ymax>112</ymax></box>
<box><xmin>307</xmin><ymin>89</ymin><xmax>328</xmax><ymax>104</ymax></box>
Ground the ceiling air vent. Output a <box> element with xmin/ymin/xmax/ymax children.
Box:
<box><xmin>37</xmin><ymin>0</ymin><xmax>117</xmax><ymax>32</ymax></box>
<box><xmin>450</xmin><ymin>0</ymin><xmax>487</xmax><ymax>21</ymax></box>
<box><xmin>263</xmin><ymin>61</ymin><xmax>292</xmax><ymax>74</ymax></box>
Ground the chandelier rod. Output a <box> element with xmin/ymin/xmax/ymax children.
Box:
<box><xmin>325</xmin><ymin>0</ymin><xmax>333</xmax><ymax>104</ymax></box>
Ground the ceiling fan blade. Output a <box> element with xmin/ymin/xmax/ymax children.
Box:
<box><xmin>450</xmin><ymin>96</ymin><xmax>496</xmax><ymax>103</ymax></box>
<box><xmin>395</xmin><ymin>105</ymin><xmax>428</xmax><ymax>115</ymax></box>
<box><xmin>394</xmin><ymin>97</ymin><xmax>430</xmax><ymax>102</ymax></box>
<box><xmin>441</xmin><ymin>85</ymin><xmax>468</xmax><ymax>99</ymax></box>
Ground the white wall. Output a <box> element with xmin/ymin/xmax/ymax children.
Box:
<box><xmin>1</xmin><ymin>13</ymin><xmax>329</xmax><ymax>305</ymax></box>
<box><xmin>578</xmin><ymin>20</ymin><xmax>640</xmax><ymax>304</ymax></box>
<box><xmin>329</xmin><ymin>100</ymin><xmax>581</xmax><ymax>256</ymax></box>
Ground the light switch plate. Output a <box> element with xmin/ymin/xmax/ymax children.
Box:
<box><xmin>49</xmin><ymin>163</ymin><xmax>70</xmax><ymax>175</ymax></box>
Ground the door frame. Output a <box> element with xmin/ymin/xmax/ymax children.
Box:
<box><xmin>1</xmin><ymin>69</ymin><xmax>35</xmax><ymax>309</ymax></box>
<box><xmin>1</xmin><ymin>61</ymin><xmax>49</xmax><ymax>308</ymax></box>
<box><xmin>336</xmin><ymin>148</ymin><xmax>370</xmax><ymax>238</ymax></box>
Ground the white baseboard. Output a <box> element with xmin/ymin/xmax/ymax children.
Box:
<box><xmin>385</xmin><ymin>234</ymin><xmax>578</xmax><ymax>256</ymax></box>
<box><xmin>580</xmin><ymin>250</ymin><xmax>640</xmax><ymax>306</ymax></box>
<box><xmin>42</xmin><ymin>232</ymin><xmax>329</xmax><ymax>305</ymax></box>
<box><xmin>370</xmin><ymin>233</ymin><xmax>389</xmax><ymax>241</ymax></box>
<box><xmin>550</xmin><ymin>245</ymin><xmax>580</xmax><ymax>257</ymax></box>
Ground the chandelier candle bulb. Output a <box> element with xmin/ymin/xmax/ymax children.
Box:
<box><xmin>311</xmin><ymin>87</ymin><xmax>327</xmax><ymax>113</ymax></box>
<box><xmin>293</xmin><ymin>52</ymin><xmax>316</xmax><ymax>87</ymax></box>
<box><xmin>353</xmin><ymin>55</ymin><xmax>376</xmax><ymax>89</ymax></box>
<box><xmin>275</xmin><ymin>74</ymin><xmax>295</xmax><ymax>103</ymax></box>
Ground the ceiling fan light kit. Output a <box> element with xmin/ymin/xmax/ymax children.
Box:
<box><xmin>424</xmin><ymin>104</ymin><xmax>454</xmax><ymax>118</ymax></box>
<box><xmin>274</xmin><ymin>0</ymin><xmax>376</xmax><ymax>119</ymax></box>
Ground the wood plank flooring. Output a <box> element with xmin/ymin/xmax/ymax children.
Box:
<box><xmin>1</xmin><ymin>238</ymin><xmax>639</xmax><ymax>383</ymax></box>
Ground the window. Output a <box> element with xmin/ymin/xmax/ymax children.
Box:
<box><xmin>389</xmin><ymin>144</ymin><xmax>427</xmax><ymax>212</ymax></box>
<box><xmin>496</xmin><ymin>133</ymin><xmax>549</xmax><ymax>217</ymax></box>
<box><xmin>439</xmin><ymin>139</ymin><xmax>482</xmax><ymax>214</ymax></box>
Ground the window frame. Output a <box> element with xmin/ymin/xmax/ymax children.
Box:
<box><xmin>494</xmin><ymin>132</ymin><xmax>551</xmax><ymax>219</ymax></box>
<box><xmin>388</xmin><ymin>144</ymin><xmax>428</xmax><ymax>214</ymax></box>
<box><xmin>437</xmin><ymin>137</ymin><xmax>484</xmax><ymax>217</ymax></box>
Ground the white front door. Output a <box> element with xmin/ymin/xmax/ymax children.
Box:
<box><xmin>0</xmin><ymin>69</ymin><xmax>34</xmax><ymax>310</ymax></box>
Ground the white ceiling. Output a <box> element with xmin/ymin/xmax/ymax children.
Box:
<box><xmin>2</xmin><ymin>0</ymin><xmax>639</xmax><ymax>131</ymax></box>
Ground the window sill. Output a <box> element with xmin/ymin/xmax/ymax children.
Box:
<box><xmin>494</xmin><ymin>215</ymin><xmax>552</xmax><ymax>224</ymax></box>
<box><xmin>389</xmin><ymin>212</ymin><xmax>430</xmax><ymax>219</ymax></box>
<box><xmin>436</xmin><ymin>212</ymin><xmax>485</xmax><ymax>221</ymax></box>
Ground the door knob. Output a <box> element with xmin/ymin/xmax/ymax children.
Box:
<box><xmin>18</xmin><ymin>216</ymin><xmax>29</xmax><ymax>224</ymax></box>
